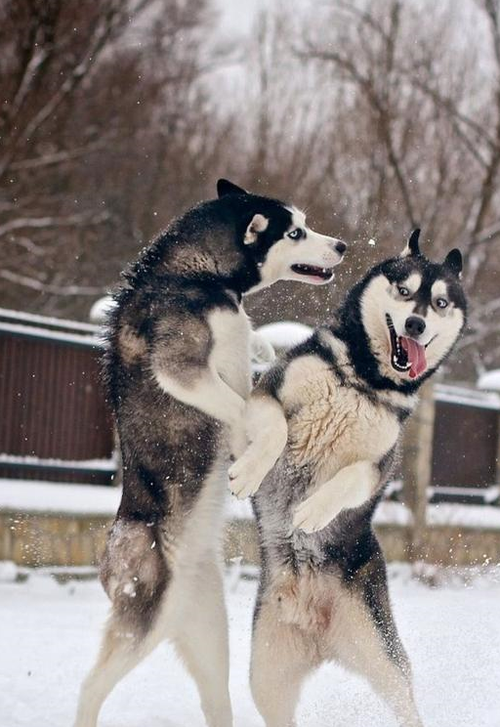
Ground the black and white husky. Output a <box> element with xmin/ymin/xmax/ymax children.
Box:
<box><xmin>73</xmin><ymin>179</ymin><xmax>346</xmax><ymax>727</ymax></box>
<box><xmin>229</xmin><ymin>230</ymin><xmax>466</xmax><ymax>727</ymax></box>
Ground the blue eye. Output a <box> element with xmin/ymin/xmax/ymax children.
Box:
<box><xmin>436</xmin><ymin>297</ymin><xmax>448</xmax><ymax>309</ymax></box>
<box><xmin>288</xmin><ymin>228</ymin><xmax>303</xmax><ymax>240</ymax></box>
<box><xmin>398</xmin><ymin>286</ymin><xmax>410</xmax><ymax>297</ymax></box>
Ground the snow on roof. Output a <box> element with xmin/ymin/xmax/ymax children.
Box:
<box><xmin>0</xmin><ymin>307</ymin><xmax>99</xmax><ymax>333</ymax></box>
<box><xmin>224</xmin><ymin>491</ymin><xmax>414</xmax><ymax>526</ymax></box>
<box><xmin>2</xmin><ymin>479</ymin><xmax>500</xmax><ymax>531</ymax></box>
<box><xmin>0</xmin><ymin>480</ymin><xmax>121</xmax><ymax>516</ymax></box>
<box><xmin>434</xmin><ymin>383</ymin><xmax>500</xmax><ymax>410</ymax></box>
<box><xmin>0</xmin><ymin>454</ymin><xmax>116</xmax><ymax>471</ymax></box>
<box><xmin>225</xmin><ymin>496</ymin><xmax>500</xmax><ymax>530</ymax></box>
<box><xmin>256</xmin><ymin>321</ymin><xmax>313</xmax><ymax>349</ymax></box>
<box><xmin>89</xmin><ymin>296</ymin><xmax>116</xmax><ymax>324</ymax></box>
<box><xmin>478</xmin><ymin>369</ymin><xmax>500</xmax><ymax>392</ymax></box>
<box><xmin>374</xmin><ymin>501</ymin><xmax>413</xmax><ymax>527</ymax></box>
<box><xmin>0</xmin><ymin>321</ymin><xmax>103</xmax><ymax>348</ymax></box>
<box><xmin>427</xmin><ymin>503</ymin><xmax>500</xmax><ymax>530</ymax></box>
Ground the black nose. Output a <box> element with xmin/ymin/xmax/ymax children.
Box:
<box><xmin>335</xmin><ymin>240</ymin><xmax>347</xmax><ymax>254</ymax></box>
<box><xmin>405</xmin><ymin>315</ymin><xmax>426</xmax><ymax>337</ymax></box>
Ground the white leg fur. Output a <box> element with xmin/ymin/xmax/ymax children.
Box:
<box><xmin>251</xmin><ymin>602</ymin><xmax>317</xmax><ymax>727</ymax></box>
<box><xmin>163</xmin><ymin>458</ymin><xmax>233</xmax><ymax>726</ymax></box>
<box><xmin>155</xmin><ymin>365</ymin><xmax>247</xmax><ymax>457</ymax></box>
<box><xmin>74</xmin><ymin>561</ymin><xmax>233</xmax><ymax>727</ymax></box>
<box><xmin>155</xmin><ymin>365</ymin><xmax>245</xmax><ymax>428</ymax></box>
<box><xmin>228</xmin><ymin>395</ymin><xmax>288</xmax><ymax>499</ymax></box>
<box><xmin>332</xmin><ymin>593</ymin><xmax>423</xmax><ymax>727</ymax></box>
<box><xmin>250</xmin><ymin>579</ymin><xmax>422</xmax><ymax>727</ymax></box>
<box><xmin>293</xmin><ymin>460</ymin><xmax>379</xmax><ymax>533</ymax></box>
<box><xmin>173</xmin><ymin>558</ymin><xmax>233</xmax><ymax>727</ymax></box>
<box><xmin>75</xmin><ymin>455</ymin><xmax>232</xmax><ymax>727</ymax></box>
<box><xmin>74</xmin><ymin>616</ymin><xmax>162</xmax><ymax>727</ymax></box>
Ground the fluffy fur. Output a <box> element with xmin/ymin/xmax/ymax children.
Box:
<box><xmin>229</xmin><ymin>231</ymin><xmax>466</xmax><ymax>727</ymax></box>
<box><xmin>73</xmin><ymin>179</ymin><xmax>345</xmax><ymax>727</ymax></box>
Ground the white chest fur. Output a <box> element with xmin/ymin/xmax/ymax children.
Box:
<box><xmin>281</xmin><ymin>355</ymin><xmax>400</xmax><ymax>484</ymax></box>
<box><xmin>207</xmin><ymin>306</ymin><xmax>253</xmax><ymax>399</ymax></box>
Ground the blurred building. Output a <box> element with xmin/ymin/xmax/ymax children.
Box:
<box><xmin>1</xmin><ymin>311</ymin><xmax>499</xmax><ymax>567</ymax></box>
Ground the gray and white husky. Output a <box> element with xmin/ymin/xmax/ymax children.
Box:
<box><xmin>73</xmin><ymin>179</ymin><xmax>346</xmax><ymax>727</ymax></box>
<box><xmin>229</xmin><ymin>230</ymin><xmax>466</xmax><ymax>727</ymax></box>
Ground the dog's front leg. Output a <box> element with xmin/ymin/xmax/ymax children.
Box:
<box><xmin>154</xmin><ymin>363</ymin><xmax>247</xmax><ymax>457</ymax></box>
<box><xmin>151</xmin><ymin>311</ymin><xmax>251</xmax><ymax>457</ymax></box>
<box><xmin>293</xmin><ymin>460</ymin><xmax>379</xmax><ymax>533</ymax></box>
<box><xmin>228</xmin><ymin>394</ymin><xmax>288</xmax><ymax>499</ymax></box>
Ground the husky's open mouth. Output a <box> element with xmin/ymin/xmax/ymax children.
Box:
<box><xmin>386</xmin><ymin>314</ymin><xmax>428</xmax><ymax>379</ymax></box>
<box><xmin>290</xmin><ymin>264</ymin><xmax>334</xmax><ymax>282</ymax></box>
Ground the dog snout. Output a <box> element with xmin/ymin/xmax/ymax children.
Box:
<box><xmin>405</xmin><ymin>315</ymin><xmax>426</xmax><ymax>337</ymax></box>
<box><xmin>328</xmin><ymin>239</ymin><xmax>346</xmax><ymax>256</ymax></box>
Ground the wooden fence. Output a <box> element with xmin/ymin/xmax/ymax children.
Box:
<box><xmin>0</xmin><ymin>308</ymin><xmax>499</xmax><ymax>503</ymax></box>
<box><xmin>0</xmin><ymin>308</ymin><xmax>114</xmax><ymax>485</ymax></box>
<box><xmin>431</xmin><ymin>384</ymin><xmax>500</xmax><ymax>504</ymax></box>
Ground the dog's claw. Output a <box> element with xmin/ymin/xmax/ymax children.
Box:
<box><xmin>228</xmin><ymin>454</ymin><xmax>265</xmax><ymax>499</ymax></box>
<box><xmin>228</xmin><ymin>478</ymin><xmax>260</xmax><ymax>500</ymax></box>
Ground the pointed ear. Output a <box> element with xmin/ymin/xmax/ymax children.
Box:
<box><xmin>401</xmin><ymin>228</ymin><xmax>421</xmax><ymax>257</ymax></box>
<box><xmin>217</xmin><ymin>178</ymin><xmax>247</xmax><ymax>198</ymax></box>
<box><xmin>443</xmin><ymin>248</ymin><xmax>463</xmax><ymax>277</ymax></box>
<box><xmin>244</xmin><ymin>214</ymin><xmax>269</xmax><ymax>244</ymax></box>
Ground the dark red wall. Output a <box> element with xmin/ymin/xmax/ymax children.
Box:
<box><xmin>0</xmin><ymin>322</ymin><xmax>114</xmax><ymax>485</ymax></box>
<box><xmin>432</xmin><ymin>401</ymin><xmax>498</xmax><ymax>488</ymax></box>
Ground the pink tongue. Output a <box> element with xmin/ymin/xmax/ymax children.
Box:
<box><xmin>401</xmin><ymin>337</ymin><xmax>427</xmax><ymax>379</ymax></box>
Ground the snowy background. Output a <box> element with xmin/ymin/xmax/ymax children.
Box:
<box><xmin>2</xmin><ymin>1</ymin><xmax>500</xmax><ymax>725</ymax></box>
<box><xmin>1</xmin><ymin>565</ymin><xmax>500</xmax><ymax>727</ymax></box>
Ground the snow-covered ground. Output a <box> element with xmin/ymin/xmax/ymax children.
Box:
<box><xmin>1</xmin><ymin>565</ymin><xmax>500</xmax><ymax>727</ymax></box>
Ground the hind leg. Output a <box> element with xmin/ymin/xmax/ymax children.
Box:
<box><xmin>74</xmin><ymin>611</ymin><xmax>162</xmax><ymax>727</ymax></box>
<box><xmin>172</xmin><ymin>556</ymin><xmax>233</xmax><ymax>727</ymax></box>
<box><xmin>74</xmin><ymin>518</ymin><xmax>169</xmax><ymax>727</ymax></box>
<box><xmin>250</xmin><ymin>597</ymin><xmax>318</xmax><ymax>727</ymax></box>
<box><xmin>331</xmin><ymin>579</ymin><xmax>423</xmax><ymax>727</ymax></box>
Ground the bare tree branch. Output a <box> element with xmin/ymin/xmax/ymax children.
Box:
<box><xmin>0</xmin><ymin>270</ymin><xmax>106</xmax><ymax>296</ymax></box>
<box><xmin>9</xmin><ymin>141</ymin><xmax>109</xmax><ymax>171</ymax></box>
<box><xmin>0</xmin><ymin>212</ymin><xmax>110</xmax><ymax>239</ymax></box>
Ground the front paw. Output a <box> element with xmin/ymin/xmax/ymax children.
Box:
<box><xmin>292</xmin><ymin>492</ymin><xmax>342</xmax><ymax>533</ymax></box>
<box><xmin>228</xmin><ymin>452</ymin><xmax>264</xmax><ymax>499</ymax></box>
<box><xmin>251</xmin><ymin>333</ymin><xmax>276</xmax><ymax>365</ymax></box>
